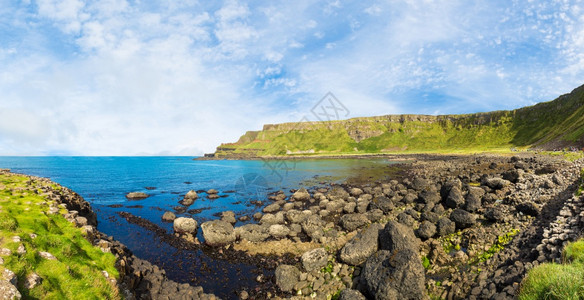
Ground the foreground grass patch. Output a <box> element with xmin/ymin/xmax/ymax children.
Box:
<box><xmin>519</xmin><ymin>239</ymin><xmax>584</xmax><ymax>300</ymax></box>
<box><xmin>0</xmin><ymin>173</ymin><xmax>120</xmax><ymax>299</ymax></box>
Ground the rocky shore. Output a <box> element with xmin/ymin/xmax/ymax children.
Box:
<box><xmin>3</xmin><ymin>152</ymin><xmax>584</xmax><ymax>300</ymax></box>
<box><xmin>0</xmin><ymin>169</ymin><xmax>218</xmax><ymax>300</ymax></box>
<box><xmin>166</xmin><ymin>153</ymin><xmax>584</xmax><ymax>299</ymax></box>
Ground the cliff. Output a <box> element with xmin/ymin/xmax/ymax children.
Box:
<box><xmin>214</xmin><ymin>84</ymin><xmax>584</xmax><ymax>158</ymax></box>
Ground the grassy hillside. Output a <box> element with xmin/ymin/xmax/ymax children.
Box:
<box><xmin>214</xmin><ymin>84</ymin><xmax>584</xmax><ymax>158</ymax></box>
<box><xmin>0</xmin><ymin>172</ymin><xmax>120</xmax><ymax>299</ymax></box>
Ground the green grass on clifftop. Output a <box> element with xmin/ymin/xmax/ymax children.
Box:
<box><xmin>0</xmin><ymin>173</ymin><xmax>120</xmax><ymax>299</ymax></box>
<box><xmin>215</xmin><ymin>84</ymin><xmax>584</xmax><ymax>158</ymax></box>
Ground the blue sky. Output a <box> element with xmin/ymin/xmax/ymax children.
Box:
<box><xmin>1</xmin><ymin>0</ymin><xmax>584</xmax><ymax>155</ymax></box>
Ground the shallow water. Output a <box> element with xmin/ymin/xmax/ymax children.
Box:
<box><xmin>0</xmin><ymin>156</ymin><xmax>403</xmax><ymax>298</ymax></box>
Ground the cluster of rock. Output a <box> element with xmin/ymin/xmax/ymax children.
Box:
<box><xmin>168</xmin><ymin>154</ymin><xmax>583</xmax><ymax>299</ymax></box>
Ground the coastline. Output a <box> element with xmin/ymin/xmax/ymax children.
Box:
<box><xmin>2</xmin><ymin>152</ymin><xmax>584</xmax><ymax>299</ymax></box>
<box><xmin>0</xmin><ymin>169</ymin><xmax>218</xmax><ymax>300</ymax></box>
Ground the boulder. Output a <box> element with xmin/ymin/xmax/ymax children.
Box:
<box><xmin>207</xmin><ymin>189</ymin><xmax>219</xmax><ymax>194</ymax></box>
<box><xmin>275</xmin><ymin>265</ymin><xmax>299</xmax><ymax>292</ymax></box>
<box><xmin>416</xmin><ymin>221</ymin><xmax>436</xmax><ymax>240</ymax></box>
<box><xmin>125</xmin><ymin>192</ymin><xmax>148</xmax><ymax>200</ymax></box>
<box><xmin>24</xmin><ymin>272</ymin><xmax>42</xmax><ymax>289</ymax></box>
<box><xmin>259</xmin><ymin>213</ymin><xmax>284</xmax><ymax>225</ymax></box>
<box><xmin>484</xmin><ymin>178</ymin><xmax>511</xmax><ymax>190</ymax></box>
<box><xmin>285</xmin><ymin>210</ymin><xmax>309</xmax><ymax>224</ymax></box>
<box><xmin>350</xmin><ymin>187</ymin><xmax>364</xmax><ymax>197</ymax></box>
<box><xmin>410</xmin><ymin>177</ymin><xmax>431</xmax><ymax>191</ymax></box>
<box><xmin>162</xmin><ymin>211</ymin><xmax>176</xmax><ymax>222</ymax></box>
<box><xmin>444</xmin><ymin>186</ymin><xmax>464</xmax><ymax>209</ymax></box>
<box><xmin>339</xmin><ymin>289</ymin><xmax>366</xmax><ymax>300</ymax></box>
<box><xmin>340</xmin><ymin>213</ymin><xmax>370</xmax><ymax>231</ymax></box>
<box><xmin>369</xmin><ymin>196</ymin><xmax>394</xmax><ymax>213</ymax></box>
<box><xmin>366</xmin><ymin>209</ymin><xmax>384</xmax><ymax>222</ymax></box>
<box><xmin>328</xmin><ymin>186</ymin><xmax>349</xmax><ymax>200</ymax></box>
<box><xmin>301</xmin><ymin>215</ymin><xmax>325</xmax><ymax>241</ymax></box>
<box><xmin>235</xmin><ymin>224</ymin><xmax>269</xmax><ymax>242</ymax></box>
<box><xmin>449</xmin><ymin>209</ymin><xmax>476</xmax><ymax>229</ymax></box>
<box><xmin>419</xmin><ymin>190</ymin><xmax>441</xmax><ymax>205</ymax></box>
<box><xmin>221</xmin><ymin>211</ymin><xmax>236</xmax><ymax>224</ymax></box>
<box><xmin>292</xmin><ymin>188</ymin><xmax>310</xmax><ymax>201</ymax></box>
<box><xmin>0</xmin><ymin>268</ymin><xmax>20</xmax><ymax>299</ymax></box>
<box><xmin>436</xmin><ymin>217</ymin><xmax>456</xmax><ymax>237</ymax></box>
<box><xmin>263</xmin><ymin>203</ymin><xmax>280</xmax><ymax>213</ymax></box>
<box><xmin>485</xmin><ymin>206</ymin><xmax>506</xmax><ymax>222</ymax></box>
<box><xmin>173</xmin><ymin>217</ymin><xmax>198</xmax><ymax>234</ymax></box>
<box><xmin>440</xmin><ymin>179</ymin><xmax>462</xmax><ymax>200</ymax></box>
<box><xmin>184</xmin><ymin>190</ymin><xmax>198</xmax><ymax>200</ymax></box>
<box><xmin>340</xmin><ymin>223</ymin><xmax>383</xmax><ymax>265</ymax></box>
<box><xmin>379</xmin><ymin>221</ymin><xmax>420</xmax><ymax>252</ymax></box>
<box><xmin>421</xmin><ymin>211</ymin><xmax>439</xmax><ymax>224</ymax></box>
<box><xmin>268</xmin><ymin>224</ymin><xmax>290</xmax><ymax>239</ymax></box>
<box><xmin>395</xmin><ymin>213</ymin><xmax>414</xmax><ymax>229</ymax></box>
<box><xmin>301</xmin><ymin>248</ymin><xmax>328</xmax><ymax>272</ymax></box>
<box><xmin>201</xmin><ymin>220</ymin><xmax>236</xmax><ymax>246</ymax></box>
<box><xmin>464</xmin><ymin>187</ymin><xmax>484</xmax><ymax>212</ymax></box>
<box><xmin>362</xmin><ymin>249</ymin><xmax>426</xmax><ymax>300</ymax></box>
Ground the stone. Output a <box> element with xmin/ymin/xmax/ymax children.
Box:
<box><xmin>484</xmin><ymin>178</ymin><xmax>511</xmax><ymax>190</ymax></box>
<box><xmin>207</xmin><ymin>189</ymin><xmax>219</xmax><ymax>194</ymax></box>
<box><xmin>350</xmin><ymin>188</ymin><xmax>364</xmax><ymax>197</ymax></box>
<box><xmin>328</xmin><ymin>186</ymin><xmax>350</xmax><ymax>201</ymax></box>
<box><xmin>340</xmin><ymin>223</ymin><xmax>383</xmax><ymax>265</ymax></box>
<box><xmin>235</xmin><ymin>224</ymin><xmax>269</xmax><ymax>242</ymax></box>
<box><xmin>302</xmin><ymin>215</ymin><xmax>325</xmax><ymax>241</ymax></box>
<box><xmin>397</xmin><ymin>212</ymin><xmax>415</xmax><ymax>227</ymax></box>
<box><xmin>162</xmin><ymin>211</ymin><xmax>176</xmax><ymax>222</ymax></box>
<box><xmin>379</xmin><ymin>221</ymin><xmax>420</xmax><ymax>252</ymax></box>
<box><xmin>173</xmin><ymin>217</ymin><xmax>198</xmax><ymax>234</ymax></box>
<box><xmin>0</xmin><ymin>268</ymin><xmax>20</xmax><ymax>299</ymax></box>
<box><xmin>339</xmin><ymin>213</ymin><xmax>370</xmax><ymax>231</ymax></box>
<box><xmin>362</xmin><ymin>249</ymin><xmax>426</xmax><ymax>300</ymax></box>
<box><xmin>285</xmin><ymin>210</ymin><xmax>308</xmax><ymax>224</ymax></box>
<box><xmin>185</xmin><ymin>190</ymin><xmax>199</xmax><ymax>200</ymax></box>
<box><xmin>450</xmin><ymin>209</ymin><xmax>476</xmax><ymax>229</ymax></box>
<box><xmin>369</xmin><ymin>196</ymin><xmax>394</xmax><ymax>213</ymax></box>
<box><xmin>292</xmin><ymin>188</ymin><xmax>310</xmax><ymax>201</ymax></box>
<box><xmin>24</xmin><ymin>272</ymin><xmax>42</xmax><ymax>289</ymax></box>
<box><xmin>221</xmin><ymin>211</ymin><xmax>236</xmax><ymax>224</ymax></box>
<box><xmin>416</xmin><ymin>221</ymin><xmax>437</xmax><ymax>240</ymax></box>
<box><xmin>201</xmin><ymin>220</ymin><xmax>236</xmax><ymax>246</ymax></box>
<box><xmin>268</xmin><ymin>224</ymin><xmax>290</xmax><ymax>239</ymax></box>
<box><xmin>125</xmin><ymin>192</ymin><xmax>148</xmax><ymax>200</ymax></box>
<box><xmin>301</xmin><ymin>248</ymin><xmax>328</xmax><ymax>272</ymax></box>
<box><xmin>367</xmin><ymin>209</ymin><xmax>384</xmax><ymax>222</ymax></box>
<box><xmin>485</xmin><ymin>207</ymin><xmax>506</xmax><ymax>222</ymax></box>
<box><xmin>444</xmin><ymin>187</ymin><xmax>465</xmax><ymax>209</ymax></box>
<box><xmin>39</xmin><ymin>251</ymin><xmax>57</xmax><ymax>260</ymax></box>
<box><xmin>275</xmin><ymin>265</ymin><xmax>300</xmax><ymax>292</ymax></box>
<box><xmin>339</xmin><ymin>289</ymin><xmax>366</xmax><ymax>300</ymax></box>
<box><xmin>263</xmin><ymin>203</ymin><xmax>280</xmax><ymax>213</ymax></box>
<box><xmin>465</xmin><ymin>187</ymin><xmax>484</xmax><ymax>212</ymax></box>
<box><xmin>436</xmin><ymin>217</ymin><xmax>456</xmax><ymax>237</ymax></box>
<box><xmin>419</xmin><ymin>190</ymin><xmax>441</xmax><ymax>205</ymax></box>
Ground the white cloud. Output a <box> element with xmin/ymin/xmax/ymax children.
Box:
<box><xmin>2</xmin><ymin>0</ymin><xmax>584</xmax><ymax>155</ymax></box>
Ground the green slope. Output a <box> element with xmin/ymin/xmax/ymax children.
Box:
<box><xmin>214</xmin><ymin>84</ymin><xmax>584</xmax><ymax>158</ymax></box>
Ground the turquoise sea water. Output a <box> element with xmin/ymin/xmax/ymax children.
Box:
<box><xmin>0</xmin><ymin>156</ymin><xmax>399</xmax><ymax>298</ymax></box>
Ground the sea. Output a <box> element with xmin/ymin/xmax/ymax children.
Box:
<box><xmin>0</xmin><ymin>156</ymin><xmax>401</xmax><ymax>298</ymax></box>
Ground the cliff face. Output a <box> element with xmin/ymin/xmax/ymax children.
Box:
<box><xmin>214</xmin><ymin>84</ymin><xmax>584</xmax><ymax>158</ymax></box>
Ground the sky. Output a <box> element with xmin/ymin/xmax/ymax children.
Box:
<box><xmin>1</xmin><ymin>0</ymin><xmax>584</xmax><ymax>156</ymax></box>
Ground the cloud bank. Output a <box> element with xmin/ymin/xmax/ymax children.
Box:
<box><xmin>1</xmin><ymin>0</ymin><xmax>584</xmax><ymax>155</ymax></box>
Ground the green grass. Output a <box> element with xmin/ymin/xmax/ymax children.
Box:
<box><xmin>519</xmin><ymin>239</ymin><xmax>584</xmax><ymax>300</ymax></box>
<box><xmin>519</xmin><ymin>263</ymin><xmax>584</xmax><ymax>300</ymax></box>
<box><xmin>0</xmin><ymin>173</ymin><xmax>120</xmax><ymax>299</ymax></box>
<box><xmin>215</xmin><ymin>84</ymin><xmax>584</xmax><ymax>158</ymax></box>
